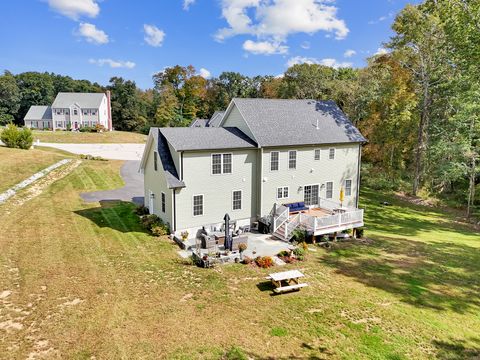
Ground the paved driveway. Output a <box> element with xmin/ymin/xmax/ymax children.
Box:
<box><xmin>80</xmin><ymin>161</ymin><xmax>144</xmax><ymax>205</ymax></box>
<box><xmin>38</xmin><ymin>142</ymin><xmax>145</xmax><ymax>160</ymax></box>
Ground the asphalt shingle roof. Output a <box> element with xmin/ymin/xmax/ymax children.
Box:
<box><xmin>190</xmin><ymin>119</ymin><xmax>209</xmax><ymax>128</ymax></box>
<box><xmin>151</xmin><ymin>129</ymin><xmax>185</xmax><ymax>189</ymax></box>
<box><xmin>52</xmin><ymin>92</ymin><xmax>105</xmax><ymax>109</ymax></box>
<box><xmin>24</xmin><ymin>106</ymin><xmax>52</xmax><ymax>120</ymax></box>
<box><xmin>231</xmin><ymin>98</ymin><xmax>366</xmax><ymax>147</ymax></box>
<box><xmin>207</xmin><ymin>111</ymin><xmax>225</xmax><ymax>127</ymax></box>
<box><xmin>159</xmin><ymin>127</ymin><xmax>257</xmax><ymax>151</ymax></box>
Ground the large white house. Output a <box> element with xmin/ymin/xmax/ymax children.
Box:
<box><xmin>140</xmin><ymin>98</ymin><xmax>367</xmax><ymax>241</ymax></box>
<box><xmin>24</xmin><ymin>92</ymin><xmax>112</xmax><ymax>131</ymax></box>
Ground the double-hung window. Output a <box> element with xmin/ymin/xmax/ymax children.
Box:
<box><xmin>276</xmin><ymin>186</ymin><xmax>289</xmax><ymax>199</ymax></box>
<box><xmin>232</xmin><ymin>190</ymin><xmax>242</xmax><ymax>210</ymax></box>
<box><xmin>193</xmin><ymin>195</ymin><xmax>204</xmax><ymax>216</ymax></box>
<box><xmin>345</xmin><ymin>179</ymin><xmax>352</xmax><ymax>196</ymax></box>
<box><xmin>270</xmin><ymin>151</ymin><xmax>279</xmax><ymax>171</ymax></box>
<box><xmin>288</xmin><ymin>150</ymin><xmax>297</xmax><ymax>170</ymax></box>
<box><xmin>329</xmin><ymin>148</ymin><xmax>335</xmax><ymax>160</ymax></box>
<box><xmin>153</xmin><ymin>151</ymin><xmax>158</xmax><ymax>171</ymax></box>
<box><xmin>161</xmin><ymin>192</ymin><xmax>166</xmax><ymax>213</ymax></box>
<box><xmin>326</xmin><ymin>181</ymin><xmax>333</xmax><ymax>199</ymax></box>
<box><xmin>212</xmin><ymin>153</ymin><xmax>232</xmax><ymax>175</ymax></box>
<box><xmin>314</xmin><ymin>149</ymin><xmax>321</xmax><ymax>161</ymax></box>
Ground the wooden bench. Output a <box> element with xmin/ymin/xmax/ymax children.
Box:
<box><xmin>273</xmin><ymin>283</ymin><xmax>308</xmax><ymax>293</ymax></box>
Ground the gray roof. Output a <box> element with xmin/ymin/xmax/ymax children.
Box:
<box><xmin>207</xmin><ymin>111</ymin><xmax>225</xmax><ymax>127</ymax></box>
<box><xmin>24</xmin><ymin>106</ymin><xmax>52</xmax><ymax>121</ymax></box>
<box><xmin>190</xmin><ymin>119</ymin><xmax>209</xmax><ymax>128</ymax></box>
<box><xmin>231</xmin><ymin>98</ymin><xmax>366</xmax><ymax>147</ymax></box>
<box><xmin>160</xmin><ymin>127</ymin><xmax>257</xmax><ymax>151</ymax></box>
<box><xmin>52</xmin><ymin>92</ymin><xmax>105</xmax><ymax>109</ymax></box>
<box><xmin>151</xmin><ymin>129</ymin><xmax>185</xmax><ymax>189</ymax></box>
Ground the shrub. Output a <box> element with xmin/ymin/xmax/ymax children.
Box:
<box><xmin>293</xmin><ymin>228</ymin><xmax>306</xmax><ymax>243</ymax></box>
<box><xmin>79</xmin><ymin>126</ymin><xmax>95</xmax><ymax>133</ymax></box>
<box><xmin>293</xmin><ymin>247</ymin><xmax>306</xmax><ymax>261</ymax></box>
<box><xmin>255</xmin><ymin>256</ymin><xmax>274</xmax><ymax>268</ymax></box>
<box><xmin>134</xmin><ymin>204</ymin><xmax>149</xmax><ymax>216</ymax></box>
<box><xmin>0</xmin><ymin>123</ymin><xmax>33</xmax><ymax>149</ymax></box>
<box><xmin>0</xmin><ymin>123</ymin><xmax>19</xmax><ymax>147</ymax></box>
<box><xmin>141</xmin><ymin>214</ymin><xmax>162</xmax><ymax>230</ymax></box>
<box><xmin>95</xmin><ymin>124</ymin><xmax>106</xmax><ymax>132</ymax></box>
<box><xmin>277</xmin><ymin>250</ymin><xmax>290</xmax><ymax>257</ymax></box>
<box><xmin>17</xmin><ymin>127</ymin><xmax>33</xmax><ymax>149</ymax></box>
<box><xmin>151</xmin><ymin>225</ymin><xmax>168</xmax><ymax>237</ymax></box>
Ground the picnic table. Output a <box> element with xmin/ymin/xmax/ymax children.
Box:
<box><xmin>266</xmin><ymin>270</ymin><xmax>308</xmax><ymax>293</ymax></box>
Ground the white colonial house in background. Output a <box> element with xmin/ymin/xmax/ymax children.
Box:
<box><xmin>24</xmin><ymin>91</ymin><xmax>112</xmax><ymax>131</ymax></box>
<box><xmin>140</xmin><ymin>98</ymin><xmax>367</xmax><ymax>241</ymax></box>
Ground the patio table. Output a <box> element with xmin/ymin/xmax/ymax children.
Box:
<box><xmin>266</xmin><ymin>270</ymin><xmax>308</xmax><ymax>293</ymax></box>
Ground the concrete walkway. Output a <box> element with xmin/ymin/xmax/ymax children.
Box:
<box><xmin>38</xmin><ymin>142</ymin><xmax>145</xmax><ymax>160</ymax></box>
<box><xmin>80</xmin><ymin>161</ymin><xmax>144</xmax><ymax>205</ymax></box>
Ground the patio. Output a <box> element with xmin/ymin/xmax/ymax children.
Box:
<box><xmin>176</xmin><ymin>230</ymin><xmax>294</xmax><ymax>262</ymax></box>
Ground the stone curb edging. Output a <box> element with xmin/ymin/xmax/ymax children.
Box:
<box><xmin>0</xmin><ymin>159</ymin><xmax>72</xmax><ymax>204</ymax></box>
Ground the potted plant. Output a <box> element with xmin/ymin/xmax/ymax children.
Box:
<box><xmin>181</xmin><ymin>230</ymin><xmax>189</xmax><ymax>241</ymax></box>
<box><xmin>238</xmin><ymin>243</ymin><xmax>247</xmax><ymax>259</ymax></box>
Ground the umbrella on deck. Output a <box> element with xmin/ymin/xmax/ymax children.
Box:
<box><xmin>340</xmin><ymin>187</ymin><xmax>345</xmax><ymax>208</ymax></box>
<box><xmin>224</xmin><ymin>213</ymin><xmax>232</xmax><ymax>251</ymax></box>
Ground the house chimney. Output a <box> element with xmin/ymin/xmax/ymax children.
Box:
<box><xmin>106</xmin><ymin>90</ymin><xmax>112</xmax><ymax>131</ymax></box>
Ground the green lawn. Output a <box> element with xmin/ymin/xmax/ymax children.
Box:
<box><xmin>0</xmin><ymin>146</ymin><xmax>70</xmax><ymax>193</ymax></box>
<box><xmin>0</xmin><ymin>149</ymin><xmax>478</xmax><ymax>359</ymax></box>
<box><xmin>30</xmin><ymin>130</ymin><xmax>147</xmax><ymax>143</ymax></box>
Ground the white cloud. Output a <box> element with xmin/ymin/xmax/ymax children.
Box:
<box><xmin>344</xmin><ymin>49</ymin><xmax>356</xmax><ymax>58</ymax></box>
<box><xmin>286</xmin><ymin>56</ymin><xmax>352</xmax><ymax>68</ymax></box>
<box><xmin>215</xmin><ymin>0</ymin><xmax>349</xmax><ymax>43</ymax></box>
<box><xmin>300</xmin><ymin>41</ymin><xmax>310</xmax><ymax>49</ymax></box>
<box><xmin>48</xmin><ymin>0</ymin><xmax>100</xmax><ymax>20</ymax></box>
<box><xmin>368</xmin><ymin>12</ymin><xmax>393</xmax><ymax>25</ymax></box>
<box><xmin>183</xmin><ymin>0</ymin><xmax>195</xmax><ymax>10</ymax></box>
<box><xmin>374</xmin><ymin>47</ymin><xmax>388</xmax><ymax>55</ymax></box>
<box><xmin>143</xmin><ymin>24</ymin><xmax>165</xmax><ymax>47</ymax></box>
<box><xmin>198</xmin><ymin>68</ymin><xmax>211</xmax><ymax>79</ymax></box>
<box><xmin>242</xmin><ymin>40</ymin><xmax>288</xmax><ymax>55</ymax></box>
<box><xmin>77</xmin><ymin>23</ymin><xmax>109</xmax><ymax>44</ymax></box>
<box><xmin>89</xmin><ymin>58</ymin><xmax>136</xmax><ymax>69</ymax></box>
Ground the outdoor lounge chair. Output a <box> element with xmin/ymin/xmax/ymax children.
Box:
<box><xmin>284</xmin><ymin>202</ymin><xmax>309</xmax><ymax>213</ymax></box>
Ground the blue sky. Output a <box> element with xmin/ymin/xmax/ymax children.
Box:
<box><xmin>0</xmin><ymin>0</ymin><xmax>418</xmax><ymax>89</ymax></box>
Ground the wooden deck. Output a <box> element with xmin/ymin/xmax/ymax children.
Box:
<box><xmin>290</xmin><ymin>207</ymin><xmax>332</xmax><ymax>219</ymax></box>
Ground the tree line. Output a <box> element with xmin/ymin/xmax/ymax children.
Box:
<box><xmin>0</xmin><ymin>0</ymin><xmax>478</xmax><ymax>215</ymax></box>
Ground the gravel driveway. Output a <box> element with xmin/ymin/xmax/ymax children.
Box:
<box><xmin>38</xmin><ymin>142</ymin><xmax>145</xmax><ymax>161</ymax></box>
<box><xmin>80</xmin><ymin>161</ymin><xmax>144</xmax><ymax>205</ymax></box>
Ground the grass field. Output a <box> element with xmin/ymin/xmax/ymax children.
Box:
<box><xmin>0</xmin><ymin>146</ymin><xmax>72</xmax><ymax>193</ymax></box>
<box><xmin>0</xmin><ymin>148</ymin><xmax>479</xmax><ymax>359</ymax></box>
<box><xmin>30</xmin><ymin>130</ymin><xmax>147</xmax><ymax>143</ymax></box>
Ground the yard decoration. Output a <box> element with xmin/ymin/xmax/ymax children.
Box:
<box><xmin>181</xmin><ymin>231</ymin><xmax>189</xmax><ymax>241</ymax></box>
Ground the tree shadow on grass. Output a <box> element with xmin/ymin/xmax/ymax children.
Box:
<box><xmin>432</xmin><ymin>337</ymin><xmax>480</xmax><ymax>359</ymax></box>
<box><xmin>74</xmin><ymin>200</ymin><xmax>148</xmax><ymax>234</ymax></box>
<box><xmin>321</xmin><ymin>236</ymin><xmax>480</xmax><ymax>314</ymax></box>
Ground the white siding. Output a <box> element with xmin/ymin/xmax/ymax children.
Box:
<box><xmin>221</xmin><ymin>105</ymin><xmax>256</xmax><ymax>142</ymax></box>
<box><xmin>175</xmin><ymin>149</ymin><xmax>257</xmax><ymax>231</ymax></box>
<box><xmin>143</xmin><ymin>140</ymin><xmax>173</xmax><ymax>228</ymax></box>
<box><xmin>260</xmin><ymin>144</ymin><xmax>360</xmax><ymax>215</ymax></box>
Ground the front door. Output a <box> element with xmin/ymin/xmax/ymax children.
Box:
<box><xmin>304</xmin><ymin>185</ymin><xmax>319</xmax><ymax>206</ymax></box>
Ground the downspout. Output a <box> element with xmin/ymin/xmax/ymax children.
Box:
<box><xmin>356</xmin><ymin>143</ymin><xmax>362</xmax><ymax>208</ymax></box>
<box><xmin>172</xmin><ymin>189</ymin><xmax>176</xmax><ymax>232</ymax></box>
<box><xmin>180</xmin><ymin>152</ymin><xmax>184</xmax><ymax>180</ymax></box>
<box><xmin>259</xmin><ymin>147</ymin><xmax>263</xmax><ymax>218</ymax></box>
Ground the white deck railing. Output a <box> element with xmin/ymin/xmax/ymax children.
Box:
<box><xmin>285</xmin><ymin>213</ymin><xmax>300</xmax><ymax>240</ymax></box>
<box><xmin>272</xmin><ymin>204</ymin><xmax>289</xmax><ymax>232</ymax></box>
<box><xmin>297</xmin><ymin>209</ymin><xmax>364</xmax><ymax>233</ymax></box>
